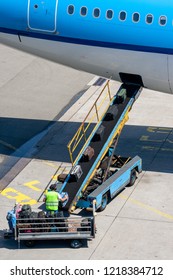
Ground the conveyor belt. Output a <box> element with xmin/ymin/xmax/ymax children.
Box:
<box><xmin>62</xmin><ymin>85</ymin><xmax>140</xmax><ymax>211</ymax></box>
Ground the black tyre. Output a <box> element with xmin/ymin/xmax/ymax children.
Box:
<box><xmin>70</xmin><ymin>239</ymin><xmax>82</xmax><ymax>249</ymax></box>
<box><xmin>97</xmin><ymin>193</ymin><xmax>108</xmax><ymax>212</ymax></box>
<box><xmin>128</xmin><ymin>169</ymin><xmax>137</xmax><ymax>186</ymax></box>
<box><xmin>24</xmin><ymin>240</ymin><xmax>35</xmax><ymax>248</ymax></box>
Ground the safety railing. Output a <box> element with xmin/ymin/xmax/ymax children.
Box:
<box><xmin>37</xmin><ymin>165</ymin><xmax>72</xmax><ymax>202</ymax></box>
<box><xmin>15</xmin><ymin>216</ymin><xmax>95</xmax><ymax>248</ymax></box>
<box><xmin>75</xmin><ymin>109</ymin><xmax>130</xmax><ymax>196</ymax></box>
<box><xmin>67</xmin><ymin>80</ymin><xmax>113</xmax><ymax>165</ymax></box>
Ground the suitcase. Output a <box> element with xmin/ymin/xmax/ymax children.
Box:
<box><xmin>92</xmin><ymin>125</ymin><xmax>105</xmax><ymax>142</ymax></box>
<box><xmin>104</xmin><ymin>105</ymin><xmax>118</xmax><ymax>121</ymax></box>
<box><xmin>29</xmin><ymin>212</ymin><xmax>38</xmax><ymax>231</ymax></box>
<box><xmin>81</xmin><ymin>146</ymin><xmax>94</xmax><ymax>162</ymax></box>
<box><xmin>68</xmin><ymin>219</ymin><xmax>81</xmax><ymax>232</ymax></box>
<box><xmin>116</xmin><ymin>88</ymin><xmax>127</xmax><ymax>104</ymax></box>
<box><xmin>59</xmin><ymin>192</ymin><xmax>69</xmax><ymax>208</ymax></box>
<box><xmin>100</xmin><ymin>156</ymin><xmax>111</xmax><ymax>170</ymax></box>
<box><xmin>57</xmin><ymin>173</ymin><xmax>68</xmax><ymax>183</ymax></box>
<box><xmin>70</xmin><ymin>165</ymin><xmax>83</xmax><ymax>182</ymax></box>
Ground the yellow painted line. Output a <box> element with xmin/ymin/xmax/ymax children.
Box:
<box><xmin>0</xmin><ymin>140</ymin><xmax>16</xmax><ymax>151</ymax></box>
<box><xmin>52</xmin><ymin>167</ymin><xmax>71</xmax><ymax>180</ymax></box>
<box><xmin>52</xmin><ymin>171</ymin><xmax>71</xmax><ymax>180</ymax></box>
<box><xmin>157</xmin><ymin>127</ymin><xmax>172</xmax><ymax>133</ymax></box>
<box><xmin>43</xmin><ymin>162</ymin><xmax>60</xmax><ymax>168</ymax></box>
<box><xmin>52</xmin><ymin>175</ymin><xmax>58</xmax><ymax>181</ymax></box>
<box><xmin>0</xmin><ymin>187</ymin><xmax>37</xmax><ymax>205</ymax></box>
<box><xmin>119</xmin><ymin>194</ymin><xmax>173</xmax><ymax>221</ymax></box>
<box><xmin>140</xmin><ymin>145</ymin><xmax>155</xmax><ymax>151</ymax></box>
<box><xmin>167</xmin><ymin>139</ymin><xmax>173</xmax><ymax>144</ymax></box>
<box><xmin>147</xmin><ymin>127</ymin><xmax>157</xmax><ymax>133</ymax></box>
<box><xmin>140</xmin><ymin>135</ymin><xmax>163</xmax><ymax>142</ymax></box>
<box><xmin>24</xmin><ymin>180</ymin><xmax>41</xmax><ymax>191</ymax></box>
<box><xmin>161</xmin><ymin>148</ymin><xmax>173</xmax><ymax>152</ymax></box>
<box><xmin>147</xmin><ymin>127</ymin><xmax>172</xmax><ymax>133</ymax></box>
<box><xmin>141</xmin><ymin>145</ymin><xmax>173</xmax><ymax>152</ymax></box>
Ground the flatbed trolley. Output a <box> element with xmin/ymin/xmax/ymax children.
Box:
<box><xmin>4</xmin><ymin>213</ymin><xmax>96</xmax><ymax>249</ymax></box>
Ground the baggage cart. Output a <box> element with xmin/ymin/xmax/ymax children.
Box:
<box><xmin>9</xmin><ymin>214</ymin><xmax>96</xmax><ymax>249</ymax></box>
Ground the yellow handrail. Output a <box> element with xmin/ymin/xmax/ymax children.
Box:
<box><xmin>78</xmin><ymin>108</ymin><xmax>130</xmax><ymax>194</ymax></box>
<box><xmin>67</xmin><ymin>80</ymin><xmax>113</xmax><ymax>165</ymax></box>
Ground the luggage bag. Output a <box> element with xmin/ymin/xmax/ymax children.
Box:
<box><xmin>92</xmin><ymin>125</ymin><xmax>105</xmax><ymax>142</ymax></box>
<box><xmin>81</xmin><ymin>146</ymin><xmax>95</xmax><ymax>162</ymax></box>
<box><xmin>70</xmin><ymin>165</ymin><xmax>83</xmax><ymax>182</ymax></box>
<box><xmin>104</xmin><ymin>105</ymin><xmax>118</xmax><ymax>121</ymax></box>
<box><xmin>57</xmin><ymin>173</ymin><xmax>68</xmax><ymax>183</ymax></box>
<box><xmin>116</xmin><ymin>88</ymin><xmax>127</xmax><ymax>104</ymax></box>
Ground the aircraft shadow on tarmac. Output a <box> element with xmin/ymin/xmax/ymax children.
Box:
<box><xmin>0</xmin><ymin>116</ymin><xmax>172</xmax><ymax>175</ymax></box>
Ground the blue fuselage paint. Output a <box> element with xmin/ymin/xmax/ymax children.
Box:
<box><xmin>0</xmin><ymin>0</ymin><xmax>172</xmax><ymax>52</ymax></box>
<box><xmin>1</xmin><ymin>0</ymin><xmax>173</xmax><ymax>94</ymax></box>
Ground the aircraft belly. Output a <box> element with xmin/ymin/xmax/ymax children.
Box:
<box><xmin>20</xmin><ymin>37</ymin><xmax>171</xmax><ymax>94</ymax></box>
<box><xmin>1</xmin><ymin>32</ymin><xmax>171</xmax><ymax>94</ymax></box>
<box><xmin>0</xmin><ymin>32</ymin><xmax>21</xmax><ymax>48</ymax></box>
<box><xmin>167</xmin><ymin>56</ymin><xmax>173</xmax><ymax>94</ymax></box>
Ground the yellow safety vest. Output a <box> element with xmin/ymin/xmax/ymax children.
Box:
<box><xmin>45</xmin><ymin>191</ymin><xmax>59</xmax><ymax>211</ymax></box>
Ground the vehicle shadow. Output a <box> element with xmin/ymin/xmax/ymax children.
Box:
<box><xmin>0</xmin><ymin>227</ymin><xmax>88</xmax><ymax>251</ymax></box>
<box><xmin>116</xmin><ymin>124</ymin><xmax>173</xmax><ymax>173</ymax></box>
<box><xmin>0</xmin><ymin>117</ymin><xmax>172</xmax><ymax>178</ymax></box>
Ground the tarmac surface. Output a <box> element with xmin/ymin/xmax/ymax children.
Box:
<box><xmin>0</xmin><ymin>44</ymin><xmax>173</xmax><ymax>260</ymax></box>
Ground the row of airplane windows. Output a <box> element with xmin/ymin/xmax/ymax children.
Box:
<box><xmin>67</xmin><ymin>5</ymin><xmax>167</xmax><ymax>26</ymax></box>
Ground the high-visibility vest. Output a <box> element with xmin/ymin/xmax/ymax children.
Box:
<box><xmin>45</xmin><ymin>191</ymin><xmax>59</xmax><ymax>211</ymax></box>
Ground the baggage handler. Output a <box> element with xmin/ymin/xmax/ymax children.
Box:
<box><xmin>43</xmin><ymin>184</ymin><xmax>68</xmax><ymax>215</ymax></box>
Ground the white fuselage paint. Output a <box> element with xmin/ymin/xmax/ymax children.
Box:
<box><xmin>0</xmin><ymin>31</ymin><xmax>172</xmax><ymax>94</ymax></box>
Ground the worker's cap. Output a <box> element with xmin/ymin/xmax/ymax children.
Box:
<box><xmin>49</xmin><ymin>184</ymin><xmax>57</xmax><ymax>191</ymax></box>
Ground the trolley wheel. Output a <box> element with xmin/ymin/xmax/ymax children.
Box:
<box><xmin>24</xmin><ymin>240</ymin><xmax>35</xmax><ymax>248</ymax></box>
<box><xmin>4</xmin><ymin>231</ymin><xmax>14</xmax><ymax>239</ymax></box>
<box><xmin>128</xmin><ymin>169</ymin><xmax>137</xmax><ymax>186</ymax></box>
<box><xmin>70</xmin><ymin>239</ymin><xmax>82</xmax><ymax>249</ymax></box>
<box><xmin>97</xmin><ymin>193</ymin><xmax>108</xmax><ymax>212</ymax></box>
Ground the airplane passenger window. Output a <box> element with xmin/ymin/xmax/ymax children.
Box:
<box><xmin>68</xmin><ymin>5</ymin><xmax>75</xmax><ymax>15</ymax></box>
<box><xmin>93</xmin><ymin>8</ymin><xmax>100</xmax><ymax>18</ymax></box>
<box><xmin>133</xmin><ymin>13</ymin><xmax>140</xmax><ymax>22</ymax></box>
<box><xmin>81</xmin><ymin>7</ymin><xmax>87</xmax><ymax>16</ymax></box>
<box><xmin>106</xmin><ymin>10</ymin><xmax>114</xmax><ymax>19</ymax></box>
<box><xmin>146</xmin><ymin>14</ymin><xmax>153</xmax><ymax>24</ymax></box>
<box><xmin>119</xmin><ymin>11</ymin><xmax>127</xmax><ymax>21</ymax></box>
<box><xmin>159</xmin><ymin>16</ymin><xmax>167</xmax><ymax>26</ymax></box>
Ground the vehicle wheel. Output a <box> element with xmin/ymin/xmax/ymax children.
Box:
<box><xmin>24</xmin><ymin>240</ymin><xmax>35</xmax><ymax>247</ymax></box>
<box><xmin>4</xmin><ymin>231</ymin><xmax>14</xmax><ymax>239</ymax></box>
<box><xmin>70</xmin><ymin>239</ymin><xmax>82</xmax><ymax>249</ymax></box>
<box><xmin>97</xmin><ymin>194</ymin><xmax>108</xmax><ymax>212</ymax></box>
<box><xmin>128</xmin><ymin>169</ymin><xmax>137</xmax><ymax>186</ymax></box>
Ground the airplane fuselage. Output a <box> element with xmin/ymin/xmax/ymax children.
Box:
<box><xmin>1</xmin><ymin>0</ymin><xmax>173</xmax><ymax>93</ymax></box>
